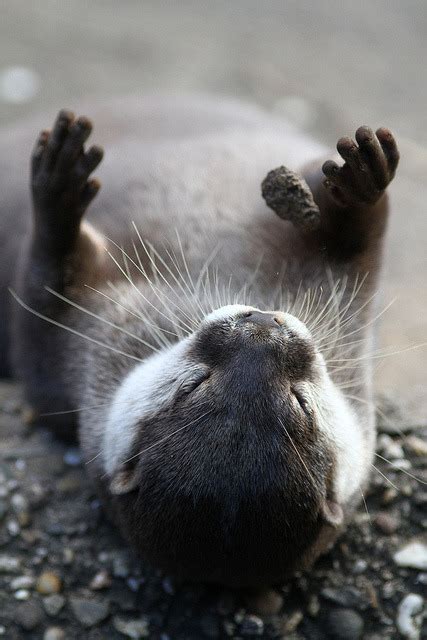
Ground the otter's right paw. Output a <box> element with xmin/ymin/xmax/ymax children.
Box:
<box><xmin>31</xmin><ymin>109</ymin><xmax>104</xmax><ymax>250</ymax></box>
<box><xmin>322</xmin><ymin>126</ymin><xmax>399</xmax><ymax>207</ymax></box>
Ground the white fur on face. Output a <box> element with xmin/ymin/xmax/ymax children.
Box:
<box><xmin>305</xmin><ymin>361</ymin><xmax>367</xmax><ymax>504</ymax></box>
<box><xmin>103</xmin><ymin>339</ymin><xmax>192</xmax><ymax>476</ymax></box>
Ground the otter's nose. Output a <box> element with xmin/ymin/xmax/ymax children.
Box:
<box><xmin>239</xmin><ymin>310</ymin><xmax>285</xmax><ymax>328</ymax></box>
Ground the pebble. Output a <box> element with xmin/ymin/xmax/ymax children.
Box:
<box><xmin>394</xmin><ymin>540</ymin><xmax>427</xmax><ymax>570</ymax></box>
<box><xmin>352</xmin><ymin>559</ymin><xmax>368</xmax><ymax>574</ymax></box>
<box><xmin>14</xmin><ymin>588</ymin><xmax>30</xmax><ymax>600</ymax></box>
<box><xmin>113</xmin><ymin>552</ymin><xmax>131</xmax><ymax>578</ymax></box>
<box><xmin>44</xmin><ymin>628</ymin><xmax>65</xmax><ymax>640</ymax></box>
<box><xmin>282</xmin><ymin>610</ymin><xmax>303</xmax><ymax>633</ymax></box>
<box><xmin>162</xmin><ymin>576</ymin><xmax>175</xmax><ymax>595</ymax></box>
<box><xmin>113</xmin><ymin>615</ymin><xmax>150</xmax><ymax>638</ymax></box>
<box><xmin>63</xmin><ymin>448</ymin><xmax>82</xmax><ymax>466</ymax></box>
<box><xmin>0</xmin><ymin>554</ymin><xmax>20</xmax><ymax>573</ymax></box>
<box><xmin>377</xmin><ymin>434</ymin><xmax>404</xmax><ymax>459</ymax></box>
<box><xmin>382</xmin><ymin>487</ymin><xmax>398</xmax><ymax>505</ymax></box>
<box><xmin>239</xmin><ymin>614</ymin><xmax>264</xmax><ymax>636</ymax></box>
<box><xmin>325</xmin><ymin>608</ymin><xmax>364</xmax><ymax>640</ymax></box>
<box><xmin>16</xmin><ymin>600</ymin><xmax>44</xmax><ymax>630</ymax></box>
<box><xmin>245</xmin><ymin>588</ymin><xmax>283</xmax><ymax>615</ymax></box>
<box><xmin>396</xmin><ymin>593</ymin><xmax>424</xmax><ymax>640</ymax></box>
<box><xmin>63</xmin><ymin>548</ymin><xmax>74</xmax><ymax>565</ymax></box>
<box><xmin>43</xmin><ymin>594</ymin><xmax>66</xmax><ymax>616</ymax></box>
<box><xmin>321</xmin><ymin>586</ymin><xmax>368</xmax><ymax>610</ymax></box>
<box><xmin>10</xmin><ymin>574</ymin><xmax>35</xmax><ymax>590</ymax></box>
<box><xmin>36</xmin><ymin>571</ymin><xmax>63</xmax><ymax>594</ymax></box>
<box><xmin>89</xmin><ymin>569</ymin><xmax>112</xmax><ymax>591</ymax></box>
<box><xmin>70</xmin><ymin>596</ymin><xmax>110</xmax><ymax>627</ymax></box>
<box><xmin>404</xmin><ymin>435</ymin><xmax>427</xmax><ymax>457</ymax></box>
<box><xmin>307</xmin><ymin>594</ymin><xmax>320</xmax><ymax>617</ymax></box>
<box><xmin>127</xmin><ymin>576</ymin><xmax>144</xmax><ymax>592</ymax></box>
<box><xmin>7</xmin><ymin>518</ymin><xmax>20</xmax><ymax>536</ymax></box>
<box><xmin>374</xmin><ymin>512</ymin><xmax>400</xmax><ymax>534</ymax></box>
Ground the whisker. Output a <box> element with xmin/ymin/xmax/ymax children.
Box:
<box><xmin>9</xmin><ymin>289</ymin><xmax>144</xmax><ymax>364</ymax></box>
<box><xmin>374</xmin><ymin>452</ymin><xmax>426</xmax><ymax>485</ymax></box>
<box><xmin>44</xmin><ymin>286</ymin><xmax>159</xmax><ymax>353</ymax></box>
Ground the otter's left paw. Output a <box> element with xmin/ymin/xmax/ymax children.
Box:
<box><xmin>322</xmin><ymin>127</ymin><xmax>399</xmax><ymax>206</ymax></box>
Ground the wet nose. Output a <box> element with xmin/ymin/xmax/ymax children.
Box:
<box><xmin>239</xmin><ymin>310</ymin><xmax>285</xmax><ymax>328</ymax></box>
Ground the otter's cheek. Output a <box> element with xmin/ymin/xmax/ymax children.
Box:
<box><xmin>311</xmin><ymin>382</ymin><xmax>368</xmax><ymax>504</ymax></box>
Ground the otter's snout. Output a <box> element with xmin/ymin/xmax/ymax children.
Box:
<box><xmin>237</xmin><ymin>310</ymin><xmax>286</xmax><ymax>329</ymax></box>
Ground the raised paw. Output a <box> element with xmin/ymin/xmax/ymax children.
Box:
<box><xmin>31</xmin><ymin>109</ymin><xmax>104</xmax><ymax>249</ymax></box>
<box><xmin>322</xmin><ymin>127</ymin><xmax>399</xmax><ymax>207</ymax></box>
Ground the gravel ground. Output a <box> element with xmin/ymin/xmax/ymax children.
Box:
<box><xmin>0</xmin><ymin>382</ymin><xmax>425</xmax><ymax>639</ymax></box>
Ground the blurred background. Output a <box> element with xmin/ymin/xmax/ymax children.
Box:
<box><xmin>0</xmin><ymin>0</ymin><xmax>426</xmax><ymax>422</ymax></box>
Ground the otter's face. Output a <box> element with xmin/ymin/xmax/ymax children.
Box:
<box><xmin>103</xmin><ymin>304</ymin><xmax>362</xmax><ymax>586</ymax></box>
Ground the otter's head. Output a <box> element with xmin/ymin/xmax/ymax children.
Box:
<box><xmin>103</xmin><ymin>304</ymin><xmax>363</xmax><ymax>587</ymax></box>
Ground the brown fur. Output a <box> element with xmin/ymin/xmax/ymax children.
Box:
<box><xmin>0</xmin><ymin>95</ymin><xmax>398</xmax><ymax>586</ymax></box>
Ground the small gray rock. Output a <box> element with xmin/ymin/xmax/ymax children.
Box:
<box><xmin>239</xmin><ymin>614</ymin><xmax>264</xmax><ymax>636</ymax></box>
<box><xmin>16</xmin><ymin>600</ymin><xmax>44</xmax><ymax>631</ymax></box>
<box><xmin>325</xmin><ymin>608</ymin><xmax>364</xmax><ymax>640</ymax></box>
<box><xmin>374</xmin><ymin>512</ymin><xmax>400</xmax><ymax>535</ymax></box>
<box><xmin>113</xmin><ymin>615</ymin><xmax>149</xmax><ymax>638</ymax></box>
<box><xmin>113</xmin><ymin>552</ymin><xmax>131</xmax><ymax>578</ymax></box>
<box><xmin>10</xmin><ymin>574</ymin><xmax>35</xmax><ymax>590</ymax></box>
<box><xmin>44</xmin><ymin>627</ymin><xmax>65</xmax><ymax>640</ymax></box>
<box><xmin>321</xmin><ymin>587</ymin><xmax>369</xmax><ymax>611</ymax></box>
<box><xmin>70</xmin><ymin>596</ymin><xmax>110</xmax><ymax>627</ymax></box>
<box><xmin>43</xmin><ymin>594</ymin><xmax>66</xmax><ymax>616</ymax></box>
<box><xmin>0</xmin><ymin>554</ymin><xmax>20</xmax><ymax>573</ymax></box>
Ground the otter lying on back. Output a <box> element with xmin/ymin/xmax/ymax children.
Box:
<box><xmin>1</xmin><ymin>96</ymin><xmax>399</xmax><ymax>587</ymax></box>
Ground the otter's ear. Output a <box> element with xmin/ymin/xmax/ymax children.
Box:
<box><xmin>109</xmin><ymin>466</ymin><xmax>139</xmax><ymax>496</ymax></box>
<box><xmin>321</xmin><ymin>499</ymin><xmax>344</xmax><ymax>528</ymax></box>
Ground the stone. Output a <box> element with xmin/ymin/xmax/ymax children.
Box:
<box><xmin>396</xmin><ymin>593</ymin><xmax>424</xmax><ymax>640</ymax></box>
<box><xmin>113</xmin><ymin>552</ymin><xmax>131</xmax><ymax>578</ymax></box>
<box><xmin>16</xmin><ymin>600</ymin><xmax>44</xmax><ymax>630</ymax></box>
<box><xmin>113</xmin><ymin>615</ymin><xmax>149</xmax><ymax>638</ymax></box>
<box><xmin>376</xmin><ymin>434</ymin><xmax>404</xmax><ymax>459</ymax></box>
<box><xmin>282</xmin><ymin>610</ymin><xmax>303</xmax><ymax>633</ymax></box>
<box><xmin>10</xmin><ymin>574</ymin><xmax>35</xmax><ymax>590</ymax></box>
<box><xmin>394</xmin><ymin>540</ymin><xmax>427</xmax><ymax>570</ymax></box>
<box><xmin>63</xmin><ymin>448</ymin><xmax>82</xmax><ymax>466</ymax></box>
<box><xmin>321</xmin><ymin>587</ymin><xmax>369</xmax><ymax>611</ymax></box>
<box><xmin>44</xmin><ymin>628</ymin><xmax>65</xmax><ymax>640</ymax></box>
<box><xmin>404</xmin><ymin>435</ymin><xmax>427</xmax><ymax>457</ymax></box>
<box><xmin>70</xmin><ymin>596</ymin><xmax>110</xmax><ymax>627</ymax></box>
<box><xmin>89</xmin><ymin>569</ymin><xmax>112</xmax><ymax>591</ymax></box>
<box><xmin>14</xmin><ymin>589</ymin><xmax>30</xmax><ymax>600</ymax></box>
<box><xmin>36</xmin><ymin>571</ymin><xmax>62</xmax><ymax>594</ymax></box>
<box><xmin>325</xmin><ymin>608</ymin><xmax>364</xmax><ymax>640</ymax></box>
<box><xmin>374</xmin><ymin>512</ymin><xmax>400</xmax><ymax>534</ymax></box>
<box><xmin>239</xmin><ymin>614</ymin><xmax>264</xmax><ymax>636</ymax></box>
<box><xmin>43</xmin><ymin>594</ymin><xmax>66</xmax><ymax>616</ymax></box>
<box><xmin>0</xmin><ymin>554</ymin><xmax>20</xmax><ymax>573</ymax></box>
<box><xmin>7</xmin><ymin>518</ymin><xmax>20</xmax><ymax>536</ymax></box>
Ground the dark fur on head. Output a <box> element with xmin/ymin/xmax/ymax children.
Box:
<box><xmin>108</xmin><ymin>309</ymin><xmax>337</xmax><ymax>587</ymax></box>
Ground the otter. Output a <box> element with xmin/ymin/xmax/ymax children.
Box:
<box><xmin>0</xmin><ymin>95</ymin><xmax>399</xmax><ymax>587</ymax></box>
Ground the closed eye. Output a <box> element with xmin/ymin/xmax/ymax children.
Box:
<box><xmin>178</xmin><ymin>370</ymin><xmax>210</xmax><ymax>397</ymax></box>
<box><xmin>292</xmin><ymin>388</ymin><xmax>311</xmax><ymax>416</ymax></box>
